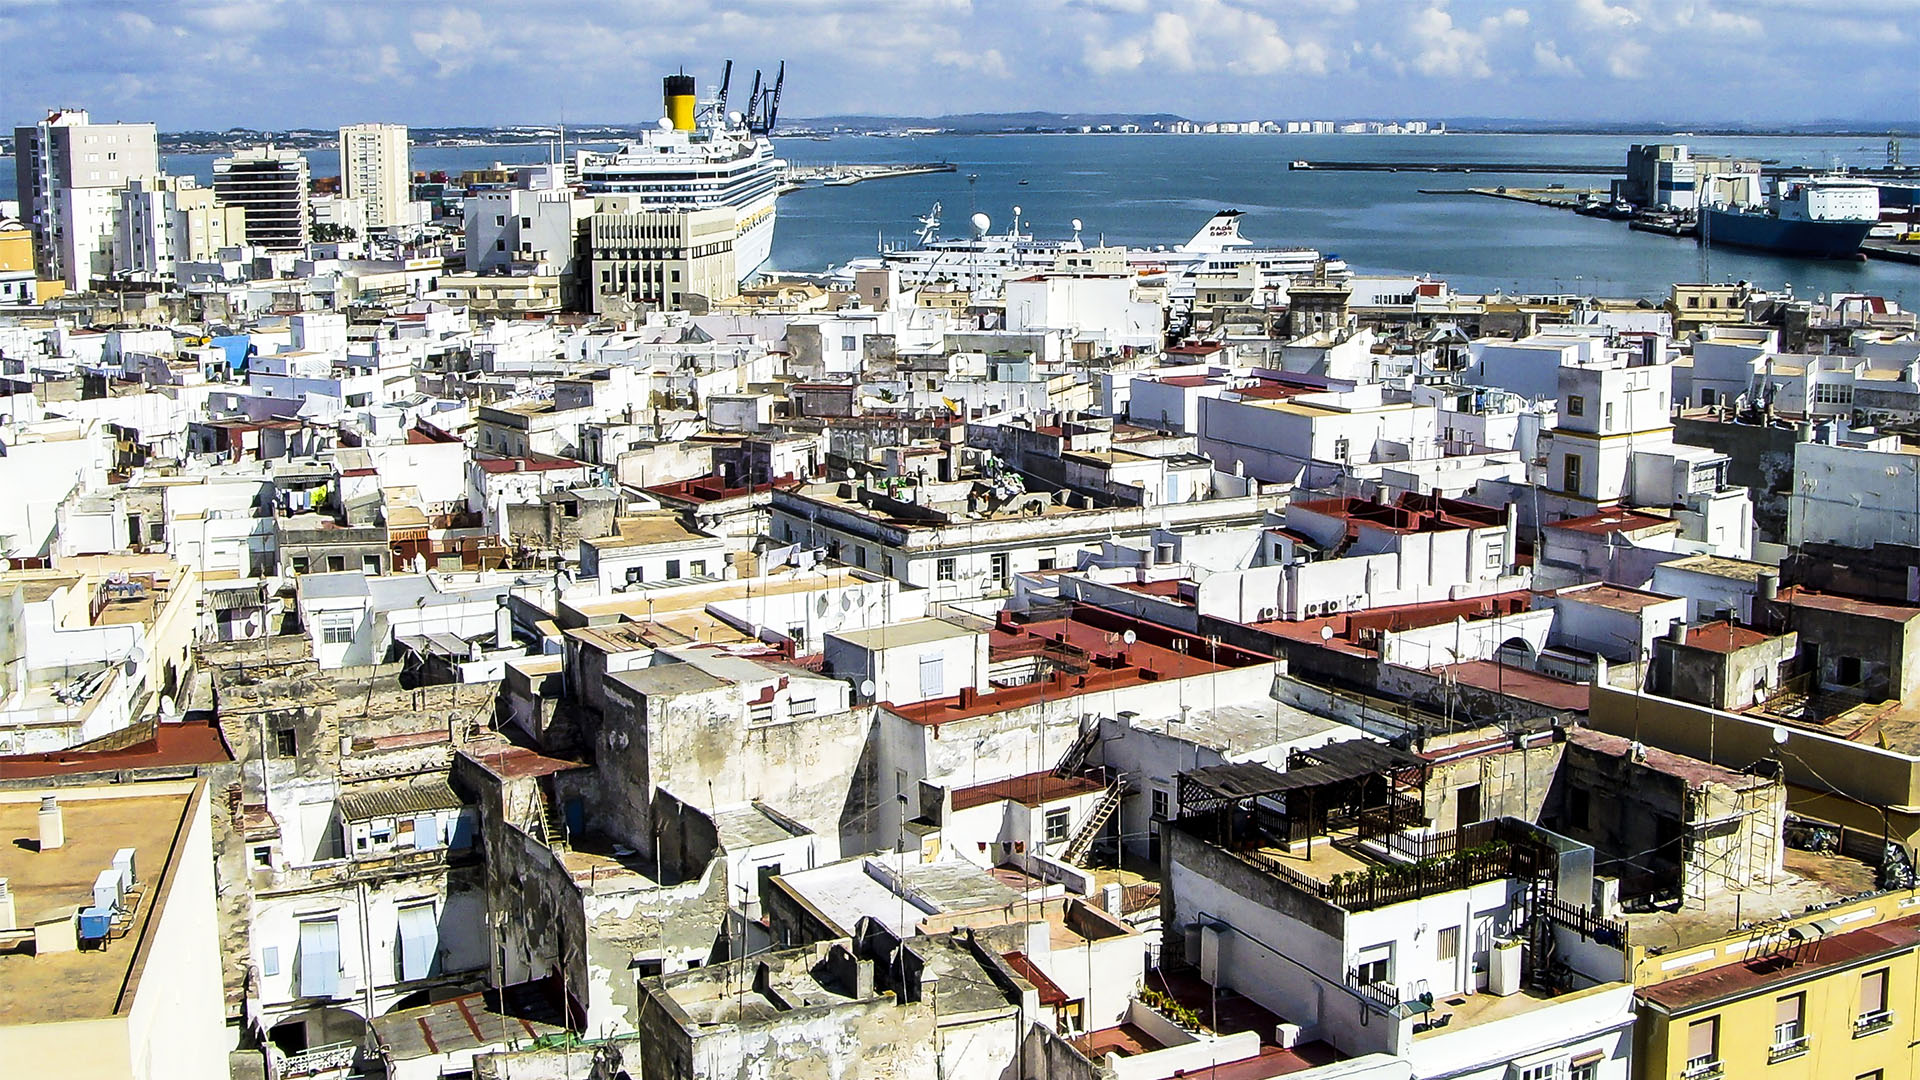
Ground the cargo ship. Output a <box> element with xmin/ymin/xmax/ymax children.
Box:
<box><xmin>1701</xmin><ymin>175</ymin><xmax>1880</xmax><ymax>259</ymax></box>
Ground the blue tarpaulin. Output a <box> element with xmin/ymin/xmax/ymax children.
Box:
<box><xmin>209</xmin><ymin>335</ymin><xmax>252</xmax><ymax>371</ymax></box>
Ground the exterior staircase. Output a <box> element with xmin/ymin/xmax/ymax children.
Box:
<box><xmin>1062</xmin><ymin>780</ymin><xmax>1129</xmax><ymax>864</ymax></box>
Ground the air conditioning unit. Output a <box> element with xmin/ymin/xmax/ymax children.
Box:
<box><xmin>1275</xmin><ymin>1023</ymin><xmax>1303</xmax><ymax>1049</ymax></box>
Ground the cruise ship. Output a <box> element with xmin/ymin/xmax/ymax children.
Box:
<box><xmin>574</xmin><ymin>67</ymin><xmax>785</xmax><ymax>280</ymax></box>
<box><xmin>1701</xmin><ymin>175</ymin><xmax>1880</xmax><ymax>259</ymax></box>
<box><xmin>850</xmin><ymin>206</ymin><xmax>1347</xmax><ymax>301</ymax></box>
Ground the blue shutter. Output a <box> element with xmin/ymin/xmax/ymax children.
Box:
<box><xmin>413</xmin><ymin>813</ymin><xmax>441</xmax><ymax>850</ymax></box>
<box><xmin>261</xmin><ymin>945</ymin><xmax>280</xmax><ymax>977</ymax></box>
<box><xmin>397</xmin><ymin>905</ymin><xmax>437</xmax><ymax>982</ymax></box>
<box><xmin>299</xmin><ymin>919</ymin><xmax>340</xmax><ymax>998</ymax></box>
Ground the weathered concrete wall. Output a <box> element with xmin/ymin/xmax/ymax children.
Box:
<box><xmin>1422</xmin><ymin>737</ymin><xmax>1566</xmax><ymax>832</ymax></box>
<box><xmin>1673</xmin><ymin>417</ymin><xmax>1798</xmax><ymax>544</ymax></box>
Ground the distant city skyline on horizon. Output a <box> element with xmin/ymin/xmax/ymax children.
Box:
<box><xmin>1</xmin><ymin>0</ymin><xmax>1912</xmax><ymax>132</ymax></box>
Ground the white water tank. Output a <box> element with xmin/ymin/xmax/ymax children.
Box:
<box><xmin>1488</xmin><ymin>938</ymin><xmax>1523</xmax><ymax>996</ymax></box>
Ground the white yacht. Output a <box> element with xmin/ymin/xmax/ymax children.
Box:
<box><xmin>574</xmin><ymin>67</ymin><xmax>786</xmax><ymax>279</ymax></box>
<box><xmin>854</xmin><ymin>205</ymin><xmax>1346</xmax><ymax>300</ymax></box>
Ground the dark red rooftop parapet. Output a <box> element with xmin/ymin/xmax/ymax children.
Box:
<box><xmin>0</xmin><ymin>718</ymin><xmax>233</xmax><ymax>780</ymax></box>
<box><xmin>646</xmin><ymin>473</ymin><xmax>798</xmax><ymax>505</ymax></box>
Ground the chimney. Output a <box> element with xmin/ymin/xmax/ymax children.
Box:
<box><xmin>1503</xmin><ymin>502</ymin><xmax>1520</xmax><ymax>572</ymax></box>
<box><xmin>1757</xmin><ymin>570</ymin><xmax>1779</xmax><ymax>602</ymax></box>
<box><xmin>37</xmin><ymin>796</ymin><xmax>63</xmax><ymax>851</ymax></box>
<box><xmin>1667</xmin><ymin>621</ymin><xmax>1688</xmax><ymax>646</ymax></box>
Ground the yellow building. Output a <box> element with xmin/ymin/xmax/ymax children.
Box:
<box><xmin>1633</xmin><ymin>894</ymin><xmax>1920</xmax><ymax>1080</ymax></box>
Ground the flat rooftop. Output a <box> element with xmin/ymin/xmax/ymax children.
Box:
<box><xmin>1621</xmin><ymin>848</ymin><xmax>1879</xmax><ymax>954</ymax></box>
<box><xmin>829</xmin><ymin>618</ymin><xmax>979</xmax><ymax>651</ymax></box>
<box><xmin>582</xmin><ymin>514</ymin><xmax>714</xmax><ymax>551</ymax></box>
<box><xmin>1641</xmin><ymin>912</ymin><xmax>1920</xmax><ymax>1013</ymax></box>
<box><xmin>0</xmin><ymin>783</ymin><xmax>201</xmax><ymax>1026</ymax></box>
<box><xmin>1556</xmin><ymin>584</ymin><xmax>1677</xmax><ymax>613</ymax></box>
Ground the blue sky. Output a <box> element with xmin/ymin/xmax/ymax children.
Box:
<box><xmin>2</xmin><ymin>0</ymin><xmax>1912</xmax><ymax>130</ymax></box>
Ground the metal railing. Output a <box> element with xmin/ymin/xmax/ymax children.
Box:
<box><xmin>280</xmin><ymin>1041</ymin><xmax>356</xmax><ymax>1078</ymax></box>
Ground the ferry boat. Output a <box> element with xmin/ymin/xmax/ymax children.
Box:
<box><xmin>1701</xmin><ymin>175</ymin><xmax>1879</xmax><ymax>259</ymax></box>
<box><xmin>574</xmin><ymin>66</ymin><xmax>786</xmax><ymax>279</ymax></box>
<box><xmin>851</xmin><ymin>205</ymin><xmax>1347</xmax><ymax>300</ymax></box>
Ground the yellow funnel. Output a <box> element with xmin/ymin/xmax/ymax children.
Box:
<box><xmin>664</xmin><ymin>74</ymin><xmax>696</xmax><ymax>132</ymax></box>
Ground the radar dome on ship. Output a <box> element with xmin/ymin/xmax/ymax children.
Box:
<box><xmin>971</xmin><ymin>212</ymin><xmax>992</xmax><ymax>235</ymax></box>
<box><xmin>658</xmin><ymin>117</ymin><xmax>674</xmax><ymax>130</ymax></box>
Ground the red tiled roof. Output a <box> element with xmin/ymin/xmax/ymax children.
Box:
<box><xmin>1640</xmin><ymin>914</ymin><xmax>1920</xmax><ymax>1013</ymax></box>
<box><xmin>1440</xmin><ymin>660</ymin><xmax>1590</xmax><ymax>713</ymax></box>
<box><xmin>474</xmin><ymin>453</ymin><xmax>585</xmax><ymax>474</ymax></box>
<box><xmin>1156</xmin><ymin>375</ymin><xmax>1217</xmax><ymax>388</ymax></box>
<box><xmin>1776</xmin><ymin>587</ymin><xmax>1920</xmax><ymax>624</ymax></box>
<box><xmin>459</xmin><ymin>740</ymin><xmax>586</xmax><ymax>780</ymax></box>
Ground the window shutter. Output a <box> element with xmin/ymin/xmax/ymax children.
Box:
<box><xmin>398</xmin><ymin>905</ymin><xmax>438</xmax><ymax>982</ymax></box>
<box><xmin>299</xmin><ymin>919</ymin><xmax>341</xmax><ymax>998</ymax></box>
<box><xmin>1776</xmin><ymin>994</ymin><xmax>1801</xmax><ymax>1026</ymax></box>
<box><xmin>1862</xmin><ymin>969</ymin><xmax>1888</xmax><ymax>1013</ymax></box>
<box><xmin>1687</xmin><ymin>1017</ymin><xmax>1717</xmax><ymax>1059</ymax></box>
<box><xmin>261</xmin><ymin>945</ymin><xmax>280</xmax><ymax>977</ymax></box>
<box><xmin>413</xmin><ymin>813</ymin><xmax>441</xmax><ymax>850</ymax></box>
<box><xmin>919</xmin><ymin>653</ymin><xmax>944</xmax><ymax>699</ymax></box>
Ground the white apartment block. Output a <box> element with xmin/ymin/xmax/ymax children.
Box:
<box><xmin>11</xmin><ymin>108</ymin><xmax>160</xmax><ymax>289</ymax></box>
<box><xmin>115</xmin><ymin>175</ymin><xmax>246</xmax><ymax>283</ymax></box>
<box><xmin>338</xmin><ymin>123</ymin><xmax>410</xmax><ymax>229</ymax></box>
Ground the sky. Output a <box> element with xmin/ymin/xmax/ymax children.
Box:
<box><xmin>0</xmin><ymin>0</ymin><xmax>1913</xmax><ymax>131</ymax></box>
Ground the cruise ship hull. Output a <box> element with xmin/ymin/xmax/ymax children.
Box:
<box><xmin>1703</xmin><ymin>207</ymin><xmax>1873</xmax><ymax>259</ymax></box>
<box><xmin>734</xmin><ymin>197</ymin><xmax>777</xmax><ymax>280</ymax></box>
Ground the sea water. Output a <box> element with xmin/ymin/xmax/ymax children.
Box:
<box><xmin>6</xmin><ymin>131</ymin><xmax>1914</xmax><ymax>305</ymax></box>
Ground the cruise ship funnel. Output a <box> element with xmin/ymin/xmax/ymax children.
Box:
<box><xmin>664</xmin><ymin>74</ymin><xmax>697</xmax><ymax>131</ymax></box>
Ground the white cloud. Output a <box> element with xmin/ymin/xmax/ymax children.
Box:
<box><xmin>1533</xmin><ymin>40</ymin><xmax>1579</xmax><ymax>76</ymax></box>
<box><xmin>410</xmin><ymin>8</ymin><xmax>499</xmax><ymax>79</ymax></box>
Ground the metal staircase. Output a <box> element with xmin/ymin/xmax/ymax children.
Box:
<box><xmin>1524</xmin><ymin>872</ymin><xmax>1557</xmax><ymax>992</ymax></box>
<box><xmin>1053</xmin><ymin>719</ymin><xmax>1100</xmax><ymax>778</ymax></box>
<box><xmin>1062</xmin><ymin>780</ymin><xmax>1129</xmax><ymax>864</ymax></box>
<box><xmin>537</xmin><ymin>788</ymin><xmax>570</xmax><ymax>852</ymax></box>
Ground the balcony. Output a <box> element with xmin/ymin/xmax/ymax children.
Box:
<box><xmin>1766</xmin><ymin>1035</ymin><xmax>1809</xmax><ymax>1063</ymax></box>
<box><xmin>1681</xmin><ymin>1056</ymin><xmax>1723</xmax><ymax>1080</ymax></box>
<box><xmin>1854</xmin><ymin>1009</ymin><xmax>1894</xmax><ymax>1038</ymax></box>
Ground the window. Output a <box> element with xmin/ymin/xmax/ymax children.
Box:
<box><xmin>1332</xmin><ymin>436</ymin><xmax>1350</xmax><ymax>463</ymax></box>
<box><xmin>326</xmin><ymin>555</ymin><xmax>346</xmax><ymax>572</ymax></box>
<box><xmin>1566</xmin><ymin>394</ymin><xmax>1585</xmax><ymax>417</ymax></box>
<box><xmin>689</xmin><ymin>560</ymin><xmax>707</xmax><ymax>577</ymax></box>
<box><xmin>1515</xmin><ymin>1064</ymin><xmax>1555</xmax><ymax>1080</ymax></box>
<box><xmin>1562</xmin><ymin>453</ymin><xmax>1582</xmax><ymax>494</ymax></box>
<box><xmin>840</xmin><ymin>335</ymin><xmax>857</xmax><ymax>351</ymax></box>
<box><xmin>292</xmin><ymin>556</ymin><xmax>310</xmax><ymax>575</ymax></box>
<box><xmin>1815</xmin><ymin>382</ymin><xmax>1854</xmax><ymax>405</ymax></box>
<box><xmin>298</xmin><ymin>918</ymin><xmax>341</xmax><ymax>998</ymax></box>
<box><xmin>1687</xmin><ymin>296</ymin><xmax>1700</xmax><ymax>309</ymax></box>
<box><xmin>1038</xmin><ymin>556</ymin><xmax>1057</xmax><ymax>572</ymax></box>
<box><xmin>1569</xmin><ymin>1060</ymin><xmax>1600</xmax><ymax>1080</ymax></box>
<box><xmin>261</xmin><ymin>945</ymin><xmax>280</xmax><ymax>976</ymax></box>
<box><xmin>882</xmin><ymin>555</ymin><xmax>895</xmax><ymax>576</ymax></box>
<box><xmin>1686</xmin><ymin>1016</ymin><xmax>1719</xmax><ymax>1073</ymax></box>
<box><xmin>1768</xmin><ymin>993</ymin><xmax>1808</xmax><ymax>1060</ymax></box>
<box><xmin>991</xmin><ymin>552</ymin><xmax>1009</xmax><ymax>586</ymax></box>
<box><xmin>1485</xmin><ymin>542</ymin><xmax>1504</xmax><ymax>570</ymax></box>
<box><xmin>1436</xmin><ymin>925</ymin><xmax>1460</xmax><ymax>963</ymax></box>
<box><xmin>1354</xmin><ymin>943</ymin><xmax>1392</xmax><ymax>986</ymax></box>
<box><xmin>397</xmin><ymin>904</ymin><xmax>438</xmax><ymax>981</ymax></box>
<box><xmin>274</xmin><ymin>728</ymin><xmax>298</xmax><ymax>757</ymax></box>
<box><xmin>362</xmin><ymin>554</ymin><xmax>381</xmax><ymax>574</ymax></box>
<box><xmin>936</xmin><ymin>557</ymin><xmax>957</xmax><ymax>582</ymax></box>
<box><xmin>1044</xmin><ymin>807</ymin><xmax>1072</xmax><ymax>845</ymax></box>
<box><xmin>1857</xmin><ymin>969</ymin><xmax>1891</xmax><ymax>1034</ymax></box>
<box><xmin>854</xmin><ymin>547</ymin><xmax>867</xmax><ymax>568</ymax></box>
<box><xmin>252</xmin><ymin>845</ymin><xmax>273</xmax><ymax>868</ymax></box>
<box><xmin>322</xmin><ymin>620</ymin><xmax>354</xmax><ymax>645</ymax></box>
<box><xmin>749</xmin><ymin>701</ymin><xmax>775</xmax><ymax>725</ymax></box>
<box><xmin>665</xmin><ymin>559</ymin><xmax>681</xmax><ymax>579</ymax></box>
<box><xmin>635</xmin><ymin>958</ymin><xmax>664</xmax><ymax>978</ymax></box>
<box><xmin>1152</xmin><ymin>788</ymin><xmax>1170</xmax><ymax>821</ymax></box>
<box><xmin>494</xmin><ymin>215</ymin><xmax>505</xmax><ymax>226</ymax></box>
<box><xmin>1838</xmin><ymin>656</ymin><xmax>1863</xmax><ymax>686</ymax></box>
<box><xmin>1570</xmin><ymin>786</ymin><xmax>1591</xmax><ymax>830</ymax></box>
<box><xmin>918</xmin><ymin>653</ymin><xmax>945</xmax><ymax>699</ymax></box>
<box><xmin>1603</xmin><ymin>402</ymin><xmax>1614</xmax><ymax>429</ymax></box>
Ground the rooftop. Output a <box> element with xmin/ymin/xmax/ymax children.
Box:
<box><xmin>0</xmin><ymin>783</ymin><xmax>201</xmax><ymax>1026</ymax></box>
<box><xmin>950</xmin><ymin>770</ymin><xmax>1106</xmax><ymax>812</ymax></box>
<box><xmin>1556</xmin><ymin>583</ymin><xmax>1679</xmax><ymax>613</ymax></box>
<box><xmin>1775</xmin><ymin>586</ymin><xmax>1920</xmax><ymax>625</ymax></box>
<box><xmin>828</xmin><ymin>618</ymin><xmax>979</xmax><ymax>651</ymax></box>
<box><xmin>1658</xmin><ymin>554</ymin><xmax>1776</xmax><ymax>584</ymax></box>
<box><xmin>1621</xmin><ymin>848</ymin><xmax>1879</xmax><ymax>955</ymax></box>
<box><xmin>1640</xmin><ymin>913</ymin><xmax>1920</xmax><ymax>1013</ymax></box>
<box><xmin>774</xmin><ymin>854</ymin><xmax>1027</xmax><ymax>938</ymax></box>
<box><xmin>1545</xmin><ymin>510</ymin><xmax>1677</xmax><ymax>537</ymax></box>
<box><xmin>889</xmin><ymin>607</ymin><xmax>1271</xmax><ymax>725</ymax></box>
<box><xmin>1675</xmin><ymin>620</ymin><xmax>1774</xmax><ymax>654</ymax></box>
<box><xmin>581</xmin><ymin>514</ymin><xmax>714</xmax><ymax>552</ymax></box>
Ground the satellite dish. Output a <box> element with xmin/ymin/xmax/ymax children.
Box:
<box><xmin>971</xmin><ymin>212</ymin><xmax>991</xmax><ymax>236</ymax></box>
<box><xmin>1320</xmin><ymin>625</ymin><xmax>1335</xmax><ymax>641</ymax></box>
<box><xmin>860</xmin><ymin>679</ymin><xmax>877</xmax><ymax>698</ymax></box>
<box><xmin>1071</xmin><ymin>218</ymin><xmax>1083</xmax><ymax>232</ymax></box>
<box><xmin>1122</xmin><ymin>630</ymin><xmax>1137</xmax><ymax>646</ymax></box>
<box><xmin>729</xmin><ymin>111</ymin><xmax>744</xmax><ymax>124</ymax></box>
<box><xmin>657</xmin><ymin>116</ymin><xmax>674</xmax><ymax>130</ymax></box>
<box><xmin>1772</xmin><ymin>725</ymin><xmax>1789</xmax><ymax>745</ymax></box>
